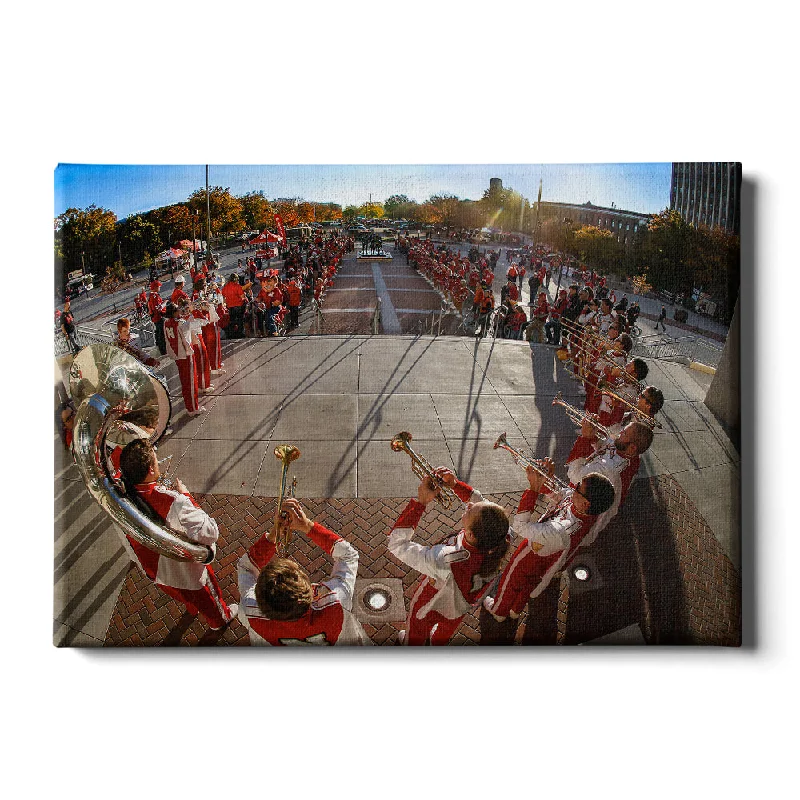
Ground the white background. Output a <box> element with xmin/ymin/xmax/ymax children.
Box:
<box><xmin>5</xmin><ymin>2</ymin><xmax>795</xmax><ymax>798</ymax></box>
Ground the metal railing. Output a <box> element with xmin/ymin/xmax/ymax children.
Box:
<box><xmin>54</xmin><ymin>319</ymin><xmax>155</xmax><ymax>357</ymax></box>
<box><xmin>632</xmin><ymin>334</ymin><xmax>723</xmax><ymax>368</ymax></box>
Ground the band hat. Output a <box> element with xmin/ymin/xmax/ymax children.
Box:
<box><xmin>174</xmin><ymin>274</ymin><xmax>185</xmax><ymax>283</ymax></box>
<box><xmin>149</xmin><ymin>280</ymin><xmax>162</xmax><ymax>290</ymax></box>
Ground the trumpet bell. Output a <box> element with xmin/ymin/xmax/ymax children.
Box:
<box><xmin>493</xmin><ymin>432</ymin><xmax>508</xmax><ymax>449</ymax></box>
<box><xmin>556</xmin><ymin>348</ymin><xmax>570</xmax><ymax>361</ymax></box>
<box><xmin>390</xmin><ymin>431</ymin><xmax>413</xmax><ymax>452</ymax></box>
<box><xmin>274</xmin><ymin>444</ymin><xmax>301</xmax><ymax>464</ymax></box>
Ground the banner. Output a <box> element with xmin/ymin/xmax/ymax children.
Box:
<box><xmin>275</xmin><ymin>214</ymin><xmax>287</xmax><ymax>247</ymax></box>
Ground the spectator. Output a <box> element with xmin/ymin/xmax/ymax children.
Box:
<box><xmin>61</xmin><ymin>300</ymin><xmax>79</xmax><ymax>354</ymax></box>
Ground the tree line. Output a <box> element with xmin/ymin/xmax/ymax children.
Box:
<box><xmin>55</xmin><ymin>183</ymin><xmax>739</xmax><ymax>321</ymax></box>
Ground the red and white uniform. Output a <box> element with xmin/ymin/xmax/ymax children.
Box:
<box><xmin>148</xmin><ymin>291</ymin><xmax>164</xmax><ymax>322</ymax></box>
<box><xmin>236</xmin><ymin>524</ymin><xmax>370</xmax><ymax>646</ymax></box>
<box><xmin>567</xmin><ymin>434</ymin><xmax>639</xmax><ymax>510</ymax></box>
<box><xmin>192</xmin><ymin>292</ymin><xmax>223</xmax><ymax>371</ymax></box>
<box><xmin>122</xmin><ymin>481</ymin><xmax>234</xmax><ymax>628</ymax></box>
<box><xmin>164</xmin><ymin>316</ymin><xmax>202</xmax><ymax>413</ymax></box>
<box><xmin>170</xmin><ymin>286</ymin><xmax>189</xmax><ymax>305</ymax></box>
<box><xmin>484</xmin><ymin>488</ymin><xmax>599</xmax><ymax>620</ymax></box>
<box><xmin>388</xmin><ymin>481</ymin><xmax>496</xmax><ymax>645</ymax></box>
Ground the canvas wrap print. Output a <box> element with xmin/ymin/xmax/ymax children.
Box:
<box><xmin>53</xmin><ymin>163</ymin><xmax>741</xmax><ymax>647</ymax></box>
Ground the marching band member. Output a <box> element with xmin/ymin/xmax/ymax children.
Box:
<box><xmin>566</xmin><ymin>416</ymin><xmax>655</xmax><ymax>515</ymax></box>
<box><xmin>183</xmin><ymin>299</ymin><xmax>213</xmax><ymax>396</ymax></box>
<box><xmin>163</xmin><ymin>301</ymin><xmax>204</xmax><ymax>416</ymax></box>
<box><xmin>236</xmin><ymin>499</ymin><xmax>370</xmax><ymax>646</ymax></box>
<box><xmin>597</xmin><ymin>358</ymin><xmax>649</xmax><ymax>428</ymax></box>
<box><xmin>481</xmin><ymin>461</ymin><xmax>614</xmax><ymax>640</ymax></box>
<box><xmin>192</xmin><ymin>277</ymin><xmax>224</xmax><ymax>374</ymax></box>
<box><xmin>119</xmin><ymin>439</ymin><xmax>237</xmax><ymax>630</ymax></box>
<box><xmin>611</xmin><ymin>385</ymin><xmax>665</xmax><ymax>436</ymax></box>
<box><xmin>170</xmin><ymin>274</ymin><xmax>189</xmax><ymax>305</ymax></box>
<box><xmin>113</xmin><ymin>318</ymin><xmax>160</xmax><ymax>368</ymax></box>
<box><xmin>388</xmin><ymin>468</ymin><xmax>510</xmax><ymax>645</ymax></box>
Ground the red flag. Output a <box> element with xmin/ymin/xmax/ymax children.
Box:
<box><xmin>275</xmin><ymin>214</ymin><xmax>287</xmax><ymax>247</ymax></box>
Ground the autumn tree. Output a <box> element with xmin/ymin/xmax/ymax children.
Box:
<box><xmin>313</xmin><ymin>203</ymin><xmax>342</xmax><ymax>222</ymax></box>
<box><xmin>572</xmin><ymin>225</ymin><xmax>623</xmax><ymax>272</ymax></box>
<box><xmin>240</xmin><ymin>191</ymin><xmax>275</xmax><ymax>231</ymax></box>
<box><xmin>359</xmin><ymin>202</ymin><xmax>385</xmax><ymax>219</ymax></box>
<box><xmin>188</xmin><ymin>186</ymin><xmax>246</xmax><ymax>239</ymax></box>
<box><xmin>427</xmin><ymin>194</ymin><xmax>461</xmax><ymax>228</ymax></box>
<box><xmin>272</xmin><ymin>200</ymin><xmax>300</xmax><ymax>228</ymax></box>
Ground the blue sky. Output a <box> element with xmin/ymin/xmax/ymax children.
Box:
<box><xmin>54</xmin><ymin>163</ymin><xmax>672</xmax><ymax>220</ymax></box>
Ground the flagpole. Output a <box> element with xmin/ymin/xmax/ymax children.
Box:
<box><xmin>205</xmin><ymin>165</ymin><xmax>212</xmax><ymax>262</ymax></box>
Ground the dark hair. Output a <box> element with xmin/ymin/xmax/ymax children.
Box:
<box><xmin>642</xmin><ymin>385</ymin><xmax>664</xmax><ymax>415</ymax></box>
<box><xmin>255</xmin><ymin>559</ymin><xmax>314</xmax><ymax>620</ymax></box>
<box><xmin>582</xmin><ymin>473</ymin><xmax>615</xmax><ymax>515</ymax></box>
<box><xmin>119</xmin><ymin>439</ymin><xmax>155</xmax><ymax>486</ymax></box>
<box><xmin>631</xmin><ymin>358</ymin><xmax>649</xmax><ymax>381</ymax></box>
<box><xmin>618</xmin><ymin>333</ymin><xmax>633</xmax><ymax>353</ymax></box>
<box><xmin>469</xmin><ymin>504</ymin><xmax>510</xmax><ymax>579</ymax></box>
<box><xmin>165</xmin><ymin>301</ymin><xmax>177</xmax><ymax>317</ymax></box>
<box><xmin>120</xmin><ymin>407</ymin><xmax>159</xmax><ymax>429</ymax></box>
<box><xmin>626</xmin><ymin>421</ymin><xmax>654</xmax><ymax>454</ymax></box>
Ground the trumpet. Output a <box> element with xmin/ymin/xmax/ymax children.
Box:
<box><xmin>493</xmin><ymin>432</ymin><xmax>569</xmax><ymax>493</ymax></box>
<box><xmin>390</xmin><ymin>431</ymin><xmax>456</xmax><ymax>508</ymax></box>
<box><xmin>552</xmin><ymin>392</ymin><xmax>612</xmax><ymax>438</ymax></box>
<box><xmin>273</xmin><ymin>444</ymin><xmax>300</xmax><ymax>550</ymax></box>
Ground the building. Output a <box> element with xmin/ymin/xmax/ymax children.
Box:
<box><xmin>670</xmin><ymin>162</ymin><xmax>741</xmax><ymax>234</ymax></box>
<box><xmin>536</xmin><ymin>200</ymin><xmax>651</xmax><ymax>248</ymax></box>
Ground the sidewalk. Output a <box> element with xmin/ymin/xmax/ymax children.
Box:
<box><xmin>54</xmin><ymin>335</ymin><xmax>740</xmax><ymax>646</ymax></box>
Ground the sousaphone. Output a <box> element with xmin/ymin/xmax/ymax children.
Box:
<box><xmin>69</xmin><ymin>343</ymin><xmax>213</xmax><ymax>563</ymax></box>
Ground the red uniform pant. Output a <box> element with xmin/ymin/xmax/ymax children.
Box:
<box><xmin>192</xmin><ymin>340</ymin><xmax>211</xmax><ymax>390</ymax></box>
<box><xmin>202</xmin><ymin>322</ymin><xmax>222</xmax><ymax>370</ymax></box>
<box><xmin>175</xmin><ymin>356</ymin><xmax>199</xmax><ymax>413</ymax></box>
<box><xmin>405</xmin><ymin>579</ymin><xmax>465</xmax><ymax>646</ymax></box>
<box><xmin>158</xmin><ymin>567</ymin><xmax>233</xmax><ymax>629</ymax></box>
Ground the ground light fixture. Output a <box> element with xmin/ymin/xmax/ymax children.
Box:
<box><xmin>572</xmin><ymin>565</ymin><xmax>591</xmax><ymax>582</ymax></box>
<box><xmin>364</xmin><ymin>587</ymin><xmax>391</xmax><ymax>612</ymax></box>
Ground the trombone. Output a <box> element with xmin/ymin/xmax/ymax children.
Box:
<box><xmin>552</xmin><ymin>392</ymin><xmax>612</xmax><ymax>439</ymax></box>
<box><xmin>580</xmin><ymin>375</ymin><xmax>661</xmax><ymax>429</ymax></box>
<box><xmin>390</xmin><ymin>431</ymin><xmax>456</xmax><ymax>508</ymax></box>
<box><xmin>273</xmin><ymin>444</ymin><xmax>300</xmax><ymax>550</ymax></box>
<box><xmin>493</xmin><ymin>432</ymin><xmax>569</xmax><ymax>493</ymax></box>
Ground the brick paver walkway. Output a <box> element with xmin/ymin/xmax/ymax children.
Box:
<box><xmin>104</xmin><ymin>477</ymin><xmax>740</xmax><ymax>646</ymax></box>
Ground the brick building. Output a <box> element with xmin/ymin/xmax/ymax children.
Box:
<box><xmin>537</xmin><ymin>200</ymin><xmax>652</xmax><ymax>248</ymax></box>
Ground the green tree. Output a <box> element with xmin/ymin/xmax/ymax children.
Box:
<box><xmin>342</xmin><ymin>205</ymin><xmax>360</xmax><ymax>222</ymax></box>
<box><xmin>54</xmin><ymin>205</ymin><xmax>118</xmax><ymax>288</ymax></box>
<box><xmin>118</xmin><ymin>214</ymin><xmax>162</xmax><ymax>265</ymax></box>
<box><xmin>384</xmin><ymin>194</ymin><xmax>411</xmax><ymax>218</ymax></box>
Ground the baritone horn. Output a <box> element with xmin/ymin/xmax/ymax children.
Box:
<box><xmin>273</xmin><ymin>444</ymin><xmax>300</xmax><ymax>550</ymax></box>
<box><xmin>390</xmin><ymin>431</ymin><xmax>456</xmax><ymax>508</ymax></box>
